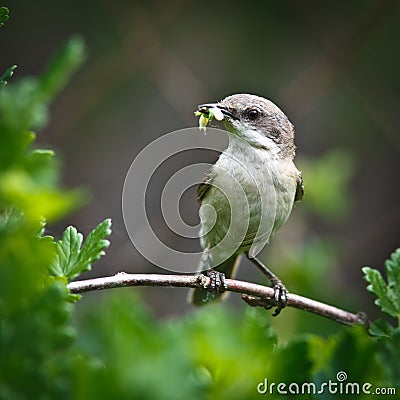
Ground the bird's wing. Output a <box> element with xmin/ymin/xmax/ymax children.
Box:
<box><xmin>197</xmin><ymin>166</ymin><xmax>215</xmax><ymax>203</ymax></box>
<box><xmin>294</xmin><ymin>172</ymin><xmax>304</xmax><ymax>202</ymax></box>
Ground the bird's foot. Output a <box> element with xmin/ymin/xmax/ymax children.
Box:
<box><xmin>205</xmin><ymin>269</ymin><xmax>227</xmax><ymax>301</ymax></box>
<box><xmin>242</xmin><ymin>279</ymin><xmax>288</xmax><ymax>316</ymax></box>
<box><xmin>265</xmin><ymin>278</ymin><xmax>288</xmax><ymax>316</ymax></box>
<box><xmin>244</xmin><ymin>253</ymin><xmax>288</xmax><ymax>316</ymax></box>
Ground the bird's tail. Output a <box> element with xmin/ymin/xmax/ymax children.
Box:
<box><xmin>188</xmin><ymin>253</ymin><xmax>242</xmax><ymax>306</ymax></box>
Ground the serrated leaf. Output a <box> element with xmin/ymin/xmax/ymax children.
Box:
<box><xmin>0</xmin><ymin>6</ymin><xmax>9</xmax><ymax>27</ymax></box>
<box><xmin>385</xmin><ymin>249</ymin><xmax>400</xmax><ymax>310</ymax></box>
<box><xmin>76</xmin><ymin>219</ymin><xmax>112</xmax><ymax>275</ymax></box>
<box><xmin>362</xmin><ymin>267</ymin><xmax>395</xmax><ymax>317</ymax></box>
<box><xmin>49</xmin><ymin>219</ymin><xmax>111</xmax><ymax>280</ymax></box>
<box><xmin>363</xmin><ymin>249</ymin><xmax>400</xmax><ymax>319</ymax></box>
<box><xmin>369</xmin><ymin>319</ymin><xmax>394</xmax><ymax>338</ymax></box>
<box><xmin>0</xmin><ymin>65</ymin><xmax>17</xmax><ymax>88</ymax></box>
<box><xmin>50</xmin><ymin>226</ymin><xmax>83</xmax><ymax>277</ymax></box>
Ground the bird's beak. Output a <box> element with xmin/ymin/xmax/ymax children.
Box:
<box><xmin>197</xmin><ymin>103</ymin><xmax>237</xmax><ymax>120</ymax></box>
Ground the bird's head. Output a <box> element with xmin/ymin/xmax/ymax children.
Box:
<box><xmin>197</xmin><ymin>93</ymin><xmax>296</xmax><ymax>159</ymax></box>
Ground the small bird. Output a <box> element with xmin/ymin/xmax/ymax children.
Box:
<box><xmin>190</xmin><ymin>94</ymin><xmax>303</xmax><ymax>315</ymax></box>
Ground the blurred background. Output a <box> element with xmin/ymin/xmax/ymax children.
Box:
<box><xmin>2</xmin><ymin>0</ymin><xmax>400</xmax><ymax>331</ymax></box>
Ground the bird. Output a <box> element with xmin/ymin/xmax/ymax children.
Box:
<box><xmin>189</xmin><ymin>93</ymin><xmax>303</xmax><ymax>315</ymax></box>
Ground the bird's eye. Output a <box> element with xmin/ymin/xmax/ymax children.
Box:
<box><xmin>247</xmin><ymin>108</ymin><xmax>259</xmax><ymax>120</ymax></box>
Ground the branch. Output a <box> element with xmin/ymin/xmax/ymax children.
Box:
<box><xmin>67</xmin><ymin>272</ymin><xmax>367</xmax><ymax>326</ymax></box>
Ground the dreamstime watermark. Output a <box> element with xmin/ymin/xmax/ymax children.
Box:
<box><xmin>256</xmin><ymin>371</ymin><xmax>396</xmax><ymax>396</ymax></box>
<box><xmin>122</xmin><ymin>127</ymin><xmax>277</xmax><ymax>273</ymax></box>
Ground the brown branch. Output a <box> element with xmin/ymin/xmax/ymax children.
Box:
<box><xmin>67</xmin><ymin>272</ymin><xmax>367</xmax><ymax>326</ymax></box>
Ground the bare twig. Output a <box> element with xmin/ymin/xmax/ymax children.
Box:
<box><xmin>67</xmin><ymin>272</ymin><xmax>367</xmax><ymax>326</ymax></box>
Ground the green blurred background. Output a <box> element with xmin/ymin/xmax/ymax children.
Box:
<box><xmin>2</xmin><ymin>0</ymin><xmax>400</xmax><ymax>325</ymax></box>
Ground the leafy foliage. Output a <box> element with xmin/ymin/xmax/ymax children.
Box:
<box><xmin>49</xmin><ymin>219</ymin><xmax>111</xmax><ymax>280</ymax></box>
<box><xmin>362</xmin><ymin>251</ymin><xmax>400</xmax><ymax>386</ymax></box>
<box><xmin>0</xmin><ymin>35</ymin><xmax>85</xmax><ymax>219</ymax></box>
<box><xmin>363</xmin><ymin>249</ymin><xmax>400</xmax><ymax>319</ymax></box>
<box><xmin>0</xmin><ymin>36</ymin><xmax>90</xmax><ymax>399</ymax></box>
<box><xmin>71</xmin><ymin>294</ymin><xmax>396</xmax><ymax>400</ymax></box>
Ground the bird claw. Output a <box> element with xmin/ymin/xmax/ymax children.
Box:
<box><xmin>205</xmin><ymin>269</ymin><xmax>226</xmax><ymax>301</ymax></box>
<box><xmin>244</xmin><ymin>254</ymin><xmax>288</xmax><ymax>316</ymax></box>
<box><xmin>268</xmin><ymin>279</ymin><xmax>288</xmax><ymax>316</ymax></box>
<box><xmin>244</xmin><ymin>280</ymin><xmax>288</xmax><ymax>316</ymax></box>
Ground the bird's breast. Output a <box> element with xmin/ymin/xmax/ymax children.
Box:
<box><xmin>199</xmin><ymin>146</ymin><xmax>298</xmax><ymax>259</ymax></box>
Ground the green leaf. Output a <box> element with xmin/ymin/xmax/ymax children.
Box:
<box><xmin>0</xmin><ymin>65</ymin><xmax>17</xmax><ymax>88</ymax></box>
<box><xmin>0</xmin><ymin>6</ymin><xmax>9</xmax><ymax>27</ymax></box>
<box><xmin>49</xmin><ymin>219</ymin><xmax>112</xmax><ymax>280</ymax></box>
<box><xmin>0</xmin><ymin>169</ymin><xmax>83</xmax><ymax>222</ymax></box>
<box><xmin>39</xmin><ymin>36</ymin><xmax>85</xmax><ymax>102</ymax></box>
<box><xmin>376</xmin><ymin>328</ymin><xmax>400</xmax><ymax>384</ymax></box>
<box><xmin>385</xmin><ymin>248</ymin><xmax>400</xmax><ymax>304</ymax></box>
<box><xmin>314</xmin><ymin>327</ymin><xmax>379</xmax><ymax>386</ymax></box>
<box><xmin>362</xmin><ymin>267</ymin><xmax>394</xmax><ymax>316</ymax></box>
<box><xmin>0</xmin><ymin>38</ymin><xmax>85</xmax><ymax>135</ymax></box>
<box><xmin>369</xmin><ymin>319</ymin><xmax>394</xmax><ymax>339</ymax></box>
<box><xmin>0</xmin><ymin>206</ymin><xmax>23</xmax><ymax>233</ymax></box>
<box><xmin>363</xmin><ymin>249</ymin><xmax>400</xmax><ymax>319</ymax></box>
<box><xmin>24</xmin><ymin>148</ymin><xmax>58</xmax><ymax>187</ymax></box>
